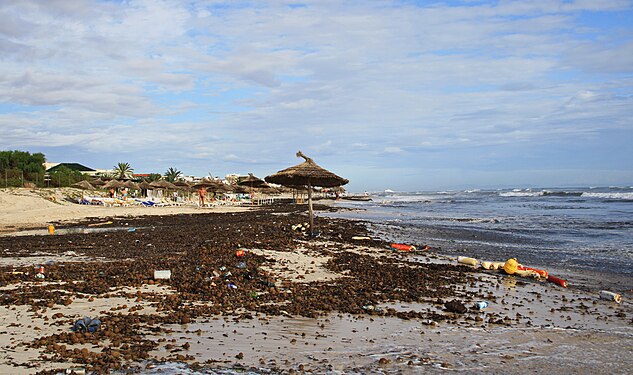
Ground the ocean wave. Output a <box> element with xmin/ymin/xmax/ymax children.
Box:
<box><xmin>581</xmin><ymin>192</ymin><xmax>633</xmax><ymax>200</ymax></box>
<box><xmin>449</xmin><ymin>217</ymin><xmax>500</xmax><ymax>224</ymax></box>
<box><xmin>499</xmin><ymin>191</ymin><xmax>543</xmax><ymax>197</ymax></box>
<box><xmin>542</xmin><ymin>190</ymin><xmax>583</xmax><ymax>197</ymax></box>
<box><xmin>500</xmin><ymin>190</ymin><xmax>590</xmax><ymax>198</ymax></box>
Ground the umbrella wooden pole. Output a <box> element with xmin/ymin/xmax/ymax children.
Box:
<box><xmin>308</xmin><ymin>180</ymin><xmax>314</xmax><ymax>236</ymax></box>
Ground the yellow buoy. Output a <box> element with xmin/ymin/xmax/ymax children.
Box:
<box><xmin>47</xmin><ymin>225</ymin><xmax>55</xmax><ymax>235</ymax></box>
<box><xmin>503</xmin><ymin>258</ymin><xmax>518</xmax><ymax>274</ymax></box>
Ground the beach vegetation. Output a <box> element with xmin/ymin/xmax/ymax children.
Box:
<box><xmin>164</xmin><ymin>167</ymin><xmax>182</xmax><ymax>182</ymax></box>
<box><xmin>0</xmin><ymin>150</ymin><xmax>46</xmax><ymax>187</ymax></box>
<box><xmin>113</xmin><ymin>162</ymin><xmax>134</xmax><ymax>180</ymax></box>
<box><xmin>48</xmin><ymin>165</ymin><xmax>86</xmax><ymax>188</ymax></box>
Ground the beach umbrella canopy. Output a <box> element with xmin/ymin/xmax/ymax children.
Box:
<box><xmin>238</xmin><ymin>173</ymin><xmax>267</xmax><ymax>188</ymax></box>
<box><xmin>103</xmin><ymin>179</ymin><xmax>125</xmax><ymax>189</ymax></box>
<box><xmin>90</xmin><ymin>178</ymin><xmax>106</xmax><ymax>187</ymax></box>
<box><xmin>72</xmin><ymin>180</ymin><xmax>95</xmax><ymax>200</ymax></box>
<box><xmin>191</xmin><ymin>178</ymin><xmax>219</xmax><ymax>190</ymax></box>
<box><xmin>150</xmin><ymin>180</ymin><xmax>178</xmax><ymax>190</ymax></box>
<box><xmin>73</xmin><ymin>180</ymin><xmax>95</xmax><ymax>190</ymax></box>
<box><xmin>238</xmin><ymin>173</ymin><xmax>268</xmax><ymax>205</ymax></box>
<box><xmin>265</xmin><ymin>151</ymin><xmax>348</xmax><ymax>188</ymax></box>
<box><xmin>123</xmin><ymin>180</ymin><xmax>140</xmax><ymax>190</ymax></box>
<box><xmin>138</xmin><ymin>181</ymin><xmax>153</xmax><ymax>190</ymax></box>
<box><xmin>227</xmin><ymin>184</ymin><xmax>249</xmax><ymax>194</ymax></box>
<box><xmin>265</xmin><ymin>151</ymin><xmax>348</xmax><ymax>236</ymax></box>
<box><xmin>173</xmin><ymin>181</ymin><xmax>191</xmax><ymax>190</ymax></box>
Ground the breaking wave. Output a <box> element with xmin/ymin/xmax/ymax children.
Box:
<box><xmin>581</xmin><ymin>192</ymin><xmax>633</xmax><ymax>200</ymax></box>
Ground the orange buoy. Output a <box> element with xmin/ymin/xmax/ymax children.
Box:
<box><xmin>390</xmin><ymin>243</ymin><xmax>416</xmax><ymax>252</ymax></box>
<box><xmin>47</xmin><ymin>225</ymin><xmax>55</xmax><ymax>235</ymax></box>
<box><xmin>235</xmin><ymin>250</ymin><xmax>246</xmax><ymax>257</ymax></box>
<box><xmin>547</xmin><ymin>275</ymin><xmax>568</xmax><ymax>288</ymax></box>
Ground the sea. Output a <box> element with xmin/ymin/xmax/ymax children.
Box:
<box><xmin>329</xmin><ymin>186</ymin><xmax>633</xmax><ymax>293</ymax></box>
<box><xmin>116</xmin><ymin>186</ymin><xmax>633</xmax><ymax>375</ymax></box>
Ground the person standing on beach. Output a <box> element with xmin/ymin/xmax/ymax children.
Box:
<box><xmin>109</xmin><ymin>188</ymin><xmax>115</xmax><ymax>198</ymax></box>
<box><xmin>198</xmin><ymin>187</ymin><xmax>206</xmax><ymax>207</ymax></box>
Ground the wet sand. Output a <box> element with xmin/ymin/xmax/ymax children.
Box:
<box><xmin>0</xmin><ymin>189</ymin><xmax>631</xmax><ymax>374</ymax></box>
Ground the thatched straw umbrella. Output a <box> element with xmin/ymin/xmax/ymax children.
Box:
<box><xmin>149</xmin><ymin>180</ymin><xmax>178</xmax><ymax>190</ymax></box>
<box><xmin>191</xmin><ymin>179</ymin><xmax>219</xmax><ymax>191</ymax></box>
<box><xmin>72</xmin><ymin>180</ymin><xmax>95</xmax><ymax>201</ymax></box>
<box><xmin>238</xmin><ymin>173</ymin><xmax>267</xmax><ymax>205</ymax></box>
<box><xmin>123</xmin><ymin>180</ymin><xmax>140</xmax><ymax>190</ymax></box>
<box><xmin>73</xmin><ymin>180</ymin><xmax>95</xmax><ymax>190</ymax></box>
<box><xmin>172</xmin><ymin>181</ymin><xmax>192</xmax><ymax>201</ymax></box>
<box><xmin>265</xmin><ymin>151</ymin><xmax>348</xmax><ymax>236</ymax></box>
<box><xmin>103</xmin><ymin>180</ymin><xmax>125</xmax><ymax>189</ymax></box>
<box><xmin>173</xmin><ymin>180</ymin><xmax>191</xmax><ymax>190</ymax></box>
<box><xmin>90</xmin><ymin>178</ymin><xmax>106</xmax><ymax>187</ymax></box>
<box><xmin>149</xmin><ymin>180</ymin><xmax>178</xmax><ymax>200</ymax></box>
<box><xmin>138</xmin><ymin>181</ymin><xmax>153</xmax><ymax>198</ymax></box>
<box><xmin>191</xmin><ymin>179</ymin><xmax>218</xmax><ymax>205</ymax></box>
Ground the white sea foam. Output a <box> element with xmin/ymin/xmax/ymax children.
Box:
<box><xmin>581</xmin><ymin>192</ymin><xmax>633</xmax><ymax>200</ymax></box>
<box><xmin>499</xmin><ymin>191</ymin><xmax>543</xmax><ymax>197</ymax></box>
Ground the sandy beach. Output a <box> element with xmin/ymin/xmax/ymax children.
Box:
<box><xmin>0</xmin><ymin>188</ymin><xmax>631</xmax><ymax>374</ymax></box>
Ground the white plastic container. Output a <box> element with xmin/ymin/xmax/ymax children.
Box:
<box><xmin>599</xmin><ymin>290</ymin><xmax>622</xmax><ymax>303</ymax></box>
<box><xmin>154</xmin><ymin>270</ymin><xmax>172</xmax><ymax>280</ymax></box>
<box><xmin>457</xmin><ymin>256</ymin><xmax>479</xmax><ymax>267</ymax></box>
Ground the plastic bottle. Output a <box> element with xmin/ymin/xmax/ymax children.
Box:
<box><xmin>599</xmin><ymin>290</ymin><xmax>622</xmax><ymax>303</ymax></box>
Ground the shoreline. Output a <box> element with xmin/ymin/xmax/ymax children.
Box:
<box><xmin>323</xmin><ymin>204</ymin><xmax>633</xmax><ymax>295</ymax></box>
<box><xmin>0</xmin><ymin>189</ymin><xmax>631</xmax><ymax>374</ymax></box>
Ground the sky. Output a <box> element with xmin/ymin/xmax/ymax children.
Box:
<box><xmin>1</xmin><ymin>0</ymin><xmax>632</xmax><ymax>192</ymax></box>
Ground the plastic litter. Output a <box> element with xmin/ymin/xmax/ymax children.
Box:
<box><xmin>47</xmin><ymin>225</ymin><xmax>55</xmax><ymax>235</ymax></box>
<box><xmin>475</xmin><ymin>301</ymin><xmax>489</xmax><ymax>310</ymax></box>
<box><xmin>390</xmin><ymin>243</ymin><xmax>416</xmax><ymax>252</ymax></box>
<box><xmin>514</xmin><ymin>269</ymin><xmax>542</xmax><ymax>279</ymax></box>
<box><xmin>66</xmin><ymin>368</ymin><xmax>86</xmax><ymax>375</ymax></box>
<box><xmin>352</xmin><ymin>236</ymin><xmax>371</xmax><ymax>240</ymax></box>
<box><xmin>235</xmin><ymin>250</ymin><xmax>246</xmax><ymax>257</ymax></box>
<box><xmin>127</xmin><ymin>227</ymin><xmax>136</xmax><ymax>232</ymax></box>
<box><xmin>517</xmin><ymin>265</ymin><xmax>548</xmax><ymax>278</ymax></box>
<box><xmin>503</xmin><ymin>258</ymin><xmax>518</xmax><ymax>274</ymax></box>
<box><xmin>73</xmin><ymin>317</ymin><xmax>101</xmax><ymax>333</ymax></box>
<box><xmin>154</xmin><ymin>270</ymin><xmax>172</xmax><ymax>280</ymax></box>
<box><xmin>547</xmin><ymin>275</ymin><xmax>568</xmax><ymax>288</ymax></box>
<box><xmin>599</xmin><ymin>290</ymin><xmax>622</xmax><ymax>303</ymax></box>
<box><xmin>228</xmin><ymin>283</ymin><xmax>238</xmax><ymax>289</ymax></box>
<box><xmin>236</xmin><ymin>262</ymin><xmax>247</xmax><ymax>269</ymax></box>
<box><xmin>457</xmin><ymin>256</ymin><xmax>479</xmax><ymax>267</ymax></box>
<box><xmin>481</xmin><ymin>261</ymin><xmax>505</xmax><ymax>270</ymax></box>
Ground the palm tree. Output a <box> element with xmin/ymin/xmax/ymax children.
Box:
<box><xmin>113</xmin><ymin>162</ymin><xmax>134</xmax><ymax>180</ymax></box>
<box><xmin>145</xmin><ymin>173</ymin><xmax>162</xmax><ymax>182</ymax></box>
<box><xmin>164</xmin><ymin>167</ymin><xmax>182</xmax><ymax>182</ymax></box>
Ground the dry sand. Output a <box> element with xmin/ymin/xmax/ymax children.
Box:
<box><xmin>0</xmin><ymin>188</ymin><xmax>631</xmax><ymax>374</ymax></box>
<box><xmin>0</xmin><ymin>188</ymin><xmax>248</xmax><ymax>234</ymax></box>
